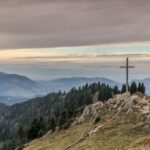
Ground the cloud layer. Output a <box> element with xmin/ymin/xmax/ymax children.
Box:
<box><xmin>1</xmin><ymin>0</ymin><xmax>150</xmax><ymax>49</ymax></box>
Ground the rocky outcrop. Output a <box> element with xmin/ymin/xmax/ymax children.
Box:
<box><xmin>72</xmin><ymin>101</ymin><xmax>103</xmax><ymax>126</ymax></box>
<box><xmin>73</xmin><ymin>93</ymin><xmax>150</xmax><ymax>126</ymax></box>
<box><xmin>105</xmin><ymin>93</ymin><xmax>150</xmax><ymax>115</ymax></box>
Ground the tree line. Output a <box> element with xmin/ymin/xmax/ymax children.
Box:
<box><xmin>121</xmin><ymin>82</ymin><xmax>145</xmax><ymax>94</ymax></box>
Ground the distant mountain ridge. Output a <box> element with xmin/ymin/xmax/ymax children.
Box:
<box><xmin>2</xmin><ymin>71</ymin><xmax>150</xmax><ymax>105</ymax></box>
<box><xmin>39</xmin><ymin>77</ymin><xmax>122</xmax><ymax>93</ymax></box>
<box><xmin>3</xmin><ymin>71</ymin><xmax>150</xmax><ymax>105</ymax></box>
<box><xmin>0</xmin><ymin>72</ymin><xmax>41</xmax><ymax>97</ymax></box>
<box><xmin>0</xmin><ymin>73</ymin><xmax>121</xmax><ymax>104</ymax></box>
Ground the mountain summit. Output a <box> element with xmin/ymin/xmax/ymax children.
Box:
<box><xmin>24</xmin><ymin>93</ymin><xmax>150</xmax><ymax>150</ymax></box>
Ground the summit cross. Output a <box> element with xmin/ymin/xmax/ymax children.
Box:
<box><xmin>120</xmin><ymin>57</ymin><xmax>135</xmax><ymax>93</ymax></box>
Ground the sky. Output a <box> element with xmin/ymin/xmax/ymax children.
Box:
<box><xmin>0</xmin><ymin>0</ymin><xmax>150</xmax><ymax>82</ymax></box>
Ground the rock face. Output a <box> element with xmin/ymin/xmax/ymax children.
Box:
<box><xmin>73</xmin><ymin>93</ymin><xmax>150</xmax><ymax>126</ymax></box>
<box><xmin>105</xmin><ymin>93</ymin><xmax>150</xmax><ymax>115</ymax></box>
<box><xmin>72</xmin><ymin>101</ymin><xmax>103</xmax><ymax>126</ymax></box>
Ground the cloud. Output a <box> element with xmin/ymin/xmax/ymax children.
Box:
<box><xmin>13</xmin><ymin>53</ymin><xmax>150</xmax><ymax>60</ymax></box>
<box><xmin>0</xmin><ymin>0</ymin><xmax>150</xmax><ymax>49</ymax></box>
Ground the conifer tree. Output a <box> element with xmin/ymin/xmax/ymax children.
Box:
<box><xmin>27</xmin><ymin>116</ymin><xmax>46</xmax><ymax>140</ymax></box>
<box><xmin>17</xmin><ymin>126</ymin><xmax>25</xmax><ymax>141</ymax></box>
<box><xmin>58</xmin><ymin>109</ymin><xmax>68</xmax><ymax>129</ymax></box>
<box><xmin>138</xmin><ymin>82</ymin><xmax>141</xmax><ymax>92</ymax></box>
<box><xmin>121</xmin><ymin>84</ymin><xmax>126</xmax><ymax>93</ymax></box>
<box><xmin>49</xmin><ymin>116</ymin><xmax>56</xmax><ymax>131</ymax></box>
<box><xmin>141</xmin><ymin>82</ymin><xmax>145</xmax><ymax>94</ymax></box>
<box><xmin>130</xmin><ymin>81</ymin><xmax>137</xmax><ymax>94</ymax></box>
<box><xmin>113</xmin><ymin>85</ymin><xmax>120</xmax><ymax>95</ymax></box>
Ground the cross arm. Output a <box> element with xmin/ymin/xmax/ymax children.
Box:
<box><xmin>128</xmin><ymin>66</ymin><xmax>135</xmax><ymax>68</ymax></box>
<box><xmin>120</xmin><ymin>66</ymin><xmax>126</xmax><ymax>68</ymax></box>
<box><xmin>120</xmin><ymin>66</ymin><xmax>135</xmax><ymax>68</ymax></box>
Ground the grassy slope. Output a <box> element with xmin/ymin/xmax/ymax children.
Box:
<box><xmin>24</xmin><ymin>122</ymin><xmax>91</xmax><ymax>150</ymax></box>
<box><xmin>24</xmin><ymin>115</ymin><xmax>150</xmax><ymax>150</ymax></box>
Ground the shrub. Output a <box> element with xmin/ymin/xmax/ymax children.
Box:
<box><xmin>94</xmin><ymin>117</ymin><xmax>101</xmax><ymax>124</ymax></box>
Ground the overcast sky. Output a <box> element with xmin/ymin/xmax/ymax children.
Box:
<box><xmin>0</xmin><ymin>0</ymin><xmax>150</xmax><ymax>81</ymax></box>
<box><xmin>1</xmin><ymin>0</ymin><xmax>150</xmax><ymax>49</ymax></box>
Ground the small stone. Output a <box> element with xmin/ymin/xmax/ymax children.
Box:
<box><xmin>126</xmin><ymin>108</ymin><xmax>133</xmax><ymax>114</ymax></box>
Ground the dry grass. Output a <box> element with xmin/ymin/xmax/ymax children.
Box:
<box><xmin>24</xmin><ymin>115</ymin><xmax>150</xmax><ymax>150</ymax></box>
<box><xmin>24</xmin><ymin>122</ymin><xmax>92</xmax><ymax>150</ymax></box>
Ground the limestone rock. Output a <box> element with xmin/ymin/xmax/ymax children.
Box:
<box><xmin>72</xmin><ymin>101</ymin><xmax>103</xmax><ymax>126</ymax></box>
<box><xmin>72</xmin><ymin>93</ymin><xmax>150</xmax><ymax>126</ymax></box>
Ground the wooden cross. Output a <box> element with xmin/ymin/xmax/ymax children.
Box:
<box><xmin>120</xmin><ymin>57</ymin><xmax>135</xmax><ymax>92</ymax></box>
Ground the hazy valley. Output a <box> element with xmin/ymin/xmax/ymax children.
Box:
<box><xmin>1</xmin><ymin>71</ymin><xmax>150</xmax><ymax>105</ymax></box>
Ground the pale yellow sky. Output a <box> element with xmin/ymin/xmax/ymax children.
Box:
<box><xmin>0</xmin><ymin>43</ymin><xmax>150</xmax><ymax>81</ymax></box>
<box><xmin>1</xmin><ymin>42</ymin><xmax>150</xmax><ymax>63</ymax></box>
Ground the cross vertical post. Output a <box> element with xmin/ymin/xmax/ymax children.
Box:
<box><xmin>120</xmin><ymin>57</ymin><xmax>135</xmax><ymax>93</ymax></box>
<box><xmin>126</xmin><ymin>57</ymin><xmax>129</xmax><ymax>92</ymax></box>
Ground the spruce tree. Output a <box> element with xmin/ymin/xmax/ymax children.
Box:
<box><xmin>98</xmin><ymin>87</ymin><xmax>105</xmax><ymax>102</ymax></box>
<box><xmin>98</xmin><ymin>85</ymin><xmax>112</xmax><ymax>102</ymax></box>
<box><xmin>17</xmin><ymin>126</ymin><xmax>25</xmax><ymax>141</ymax></box>
<box><xmin>141</xmin><ymin>82</ymin><xmax>145</xmax><ymax>94</ymax></box>
<box><xmin>49</xmin><ymin>116</ymin><xmax>56</xmax><ymax>131</ymax></box>
<box><xmin>130</xmin><ymin>81</ymin><xmax>137</xmax><ymax>94</ymax></box>
<box><xmin>58</xmin><ymin>109</ymin><xmax>68</xmax><ymax>129</ymax></box>
<box><xmin>121</xmin><ymin>84</ymin><xmax>126</xmax><ymax>93</ymax></box>
<box><xmin>138</xmin><ymin>82</ymin><xmax>141</xmax><ymax>92</ymax></box>
<box><xmin>113</xmin><ymin>85</ymin><xmax>120</xmax><ymax>95</ymax></box>
<box><xmin>27</xmin><ymin>116</ymin><xmax>46</xmax><ymax>140</ymax></box>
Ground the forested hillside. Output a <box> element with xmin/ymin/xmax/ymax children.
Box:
<box><xmin>0</xmin><ymin>82</ymin><xmax>145</xmax><ymax>150</ymax></box>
